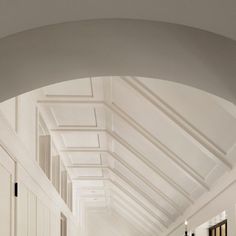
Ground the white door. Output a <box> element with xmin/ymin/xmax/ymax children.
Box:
<box><xmin>0</xmin><ymin>147</ymin><xmax>15</xmax><ymax>236</ymax></box>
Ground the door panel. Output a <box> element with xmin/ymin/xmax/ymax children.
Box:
<box><xmin>28</xmin><ymin>191</ymin><xmax>37</xmax><ymax>236</ymax></box>
<box><xmin>17</xmin><ymin>183</ymin><xmax>28</xmax><ymax>236</ymax></box>
<box><xmin>0</xmin><ymin>147</ymin><xmax>15</xmax><ymax>236</ymax></box>
<box><xmin>37</xmin><ymin>200</ymin><xmax>44</xmax><ymax>236</ymax></box>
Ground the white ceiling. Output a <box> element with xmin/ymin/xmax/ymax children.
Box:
<box><xmin>0</xmin><ymin>0</ymin><xmax>236</xmax><ymax>40</ymax></box>
<box><xmin>37</xmin><ymin>77</ymin><xmax>236</xmax><ymax>235</ymax></box>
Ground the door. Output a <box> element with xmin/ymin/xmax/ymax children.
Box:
<box><xmin>0</xmin><ymin>147</ymin><xmax>15</xmax><ymax>236</ymax></box>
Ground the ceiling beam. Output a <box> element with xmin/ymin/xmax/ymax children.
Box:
<box><xmin>40</xmin><ymin>96</ymin><xmax>230</xmax><ymax>181</ymax></box>
<box><xmin>59</xmin><ymin>130</ymin><xmax>194</xmax><ymax>204</ymax></box>
<box><xmin>78</xmin><ymin>184</ymin><xmax>164</xmax><ymax>232</ymax></box>
<box><xmin>61</xmin><ymin>147</ymin><xmax>184</xmax><ymax>213</ymax></box>
<box><xmin>107</xmin><ymin>130</ymin><xmax>194</xmax><ymax>204</ymax></box>
<box><xmin>111</xmin><ymin>196</ymin><xmax>163</xmax><ymax>234</ymax></box>
<box><xmin>108</xmin><ymin>151</ymin><xmax>182</xmax><ymax>213</ymax></box>
<box><xmin>111</xmin><ymin>180</ymin><xmax>168</xmax><ymax>229</ymax></box>
<box><xmin>73</xmin><ymin>176</ymin><xmax>168</xmax><ymax>229</ymax></box>
<box><xmin>107</xmin><ymin>103</ymin><xmax>210</xmax><ymax>191</ymax></box>
<box><xmin>108</xmin><ymin>167</ymin><xmax>174</xmax><ymax>221</ymax></box>
<box><xmin>49</xmin><ymin>101</ymin><xmax>210</xmax><ymax>191</ymax></box>
<box><xmin>111</xmin><ymin>188</ymin><xmax>164</xmax><ymax>232</ymax></box>
<box><xmin>71</xmin><ymin>165</ymin><xmax>177</xmax><ymax>219</ymax></box>
<box><xmin>122</xmin><ymin>76</ymin><xmax>232</xmax><ymax>170</ymax></box>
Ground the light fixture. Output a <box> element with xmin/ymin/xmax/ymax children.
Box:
<box><xmin>184</xmin><ymin>220</ymin><xmax>195</xmax><ymax>236</ymax></box>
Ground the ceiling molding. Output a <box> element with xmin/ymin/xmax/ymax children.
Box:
<box><xmin>111</xmin><ymin>196</ymin><xmax>162</xmax><ymax>234</ymax></box>
<box><xmin>111</xmin><ymin>189</ymin><xmax>164</xmax><ymax>233</ymax></box>
<box><xmin>47</xmin><ymin>99</ymin><xmax>213</xmax><ymax>190</ymax></box>
<box><xmin>122</xmin><ymin>77</ymin><xmax>232</xmax><ymax>170</ymax></box>
<box><xmin>57</xmin><ymin>129</ymin><xmax>194</xmax><ymax>203</ymax></box>
<box><xmin>111</xmin><ymin>180</ymin><xmax>168</xmax><ymax>229</ymax></box>
<box><xmin>109</xmin><ymin>151</ymin><xmax>182</xmax><ymax>213</ymax></box>
<box><xmin>109</xmin><ymin>167</ymin><xmax>174</xmax><ymax>221</ymax></box>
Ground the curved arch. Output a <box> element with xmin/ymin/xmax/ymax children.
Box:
<box><xmin>0</xmin><ymin>19</ymin><xmax>236</xmax><ymax>103</ymax></box>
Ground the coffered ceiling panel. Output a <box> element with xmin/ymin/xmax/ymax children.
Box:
<box><xmin>61</xmin><ymin>132</ymin><xmax>100</xmax><ymax>148</ymax></box>
<box><xmin>50</xmin><ymin>106</ymin><xmax>97</xmax><ymax>127</ymax></box>
<box><xmin>68</xmin><ymin>153</ymin><xmax>102</xmax><ymax>165</ymax></box>
<box><xmin>43</xmin><ymin>78</ymin><xmax>94</xmax><ymax>97</ymax></box>
<box><xmin>70</xmin><ymin>168</ymin><xmax>103</xmax><ymax>177</ymax></box>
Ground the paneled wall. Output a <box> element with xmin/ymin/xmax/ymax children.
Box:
<box><xmin>0</xmin><ymin>91</ymin><xmax>79</xmax><ymax>236</ymax></box>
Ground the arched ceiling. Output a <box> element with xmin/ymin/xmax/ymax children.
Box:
<box><xmin>0</xmin><ymin>0</ymin><xmax>236</xmax><ymax>40</ymax></box>
<box><xmin>32</xmin><ymin>76</ymin><xmax>236</xmax><ymax>235</ymax></box>
<box><xmin>0</xmin><ymin>20</ymin><xmax>236</xmax><ymax>105</ymax></box>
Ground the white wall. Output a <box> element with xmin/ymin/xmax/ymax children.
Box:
<box><xmin>0</xmin><ymin>93</ymin><xmax>79</xmax><ymax>236</ymax></box>
<box><xmin>195</xmin><ymin>227</ymin><xmax>208</xmax><ymax>236</ymax></box>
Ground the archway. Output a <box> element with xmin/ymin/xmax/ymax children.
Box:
<box><xmin>0</xmin><ymin>19</ymin><xmax>236</xmax><ymax>104</ymax></box>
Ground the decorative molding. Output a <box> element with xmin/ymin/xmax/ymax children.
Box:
<box><xmin>67</xmin><ymin>165</ymin><xmax>108</xmax><ymax>169</ymax></box>
<box><xmin>111</xmin><ymin>180</ymin><xmax>168</xmax><ymax>229</ymax></box>
<box><xmin>49</xmin><ymin>106</ymin><xmax>98</xmax><ymax>128</ymax></box>
<box><xmin>57</xmin><ymin>129</ymin><xmax>194</xmax><ymax>204</ymax></box>
<box><xmin>109</xmin><ymin>167</ymin><xmax>174</xmax><ymax>221</ymax></box>
<box><xmin>112</xmin><ymin>198</ymin><xmax>161</xmax><ymax>235</ymax></box>
<box><xmin>111</xmin><ymin>194</ymin><xmax>163</xmax><ymax>233</ymax></box>
<box><xmin>122</xmin><ymin>77</ymin><xmax>232</xmax><ymax>170</ymax></box>
<box><xmin>107</xmin><ymin>130</ymin><xmax>194</xmax><ymax>204</ymax></box>
<box><xmin>111</xmin><ymin>189</ymin><xmax>164</xmax><ymax>232</ymax></box>
<box><xmin>47</xmin><ymin>99</ymin><xmax>211</xmax><ymax>192</ymax></box>
<box><xmin>109</xmin><ymin>151</ymin><xmax>182</xmax><ymax>213</ymax></box>
<box><xmin>109</xmin><ymin>102</ymin><xmax>210</xmax><ymax>190</ymax></box>
<box><xmin>60</xmin><ymin>133</ymin><xmax>101</xmax><ymax>149</ymax></box>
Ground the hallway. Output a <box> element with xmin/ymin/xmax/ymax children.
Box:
<box><xmin>1</xmin><ymin>77</ymin><xmax>236</xmax><ymax>235</ymax></box>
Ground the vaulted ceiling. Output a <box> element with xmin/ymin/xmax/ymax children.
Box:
<box><xmin>37</xmin><ymin>77</ymin><xmax>236</xmax><ymax>235</ymax></box>
<box><xmin>1</xmin><ymin>0</ymin><xmax>236</xmax><ymax>40</ymax></box>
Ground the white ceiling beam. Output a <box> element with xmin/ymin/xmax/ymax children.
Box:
<box><xmin>48</xmin><ymin>100</ymin><xmax>211</xmax><ymax>191</ymax></box>
<box><xmin>111</xmin><ymin>196</ymin><xmax>163</xmax><ymax>234</ymax></box>
<box><xmin>122</xmin><ymin>77</ymin><xmax>232</xmax><ymax>170</ymax></box>
<box><xmin>107</xmin><ymin>130</ymin><xmax>194</xmax><ymax>204</ymax></box>
<box><xmin>58</xmin><ymin>130</ymin><xmax>194</xmax><ymax>204</ymax></box>
<box><xmin>109</xmin><ymin>167</ymin><xmax>174</xmax><ymax>221</ymax></box>
<box><xmin>107</xmin><ymin>103</ymin><xmax>210</xmax><ymax>191</ymax></box>
<box><xmin>73</xmin><ymin>155</ymin><xmax>181</xmax><ymax>214</ymax></box>
<box><xmin>111</xmin><ymin>188</ymin><xmax>164</xmax><ymax>232</ymax></box>
<box><xmin>80</xmin><ymin>184</ymin><xmax>163</xmax><ymax>231</ymax></box>
<box><xmin>73</xmin><ymin>176</ymin><xmax>168</xmax><ymax>229</ymax></box>
<box><xmin>38</xmin><ymin>97</ymin><xmax>227</xmax><ymax>186</ymax></box>
<box><xmin>111</xmin><ymin>180</ymin><xmax>168</xmax><ymax>229</ymax></box>
<box><xmin>108</xmin><ymin>151</ymin><xmax>182</xmax><ymax>213</ymax></box>
<box><xmin>55</xmin><ymin>128</ymin><xmax>194</xmax><ymax>203</ymax></box>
